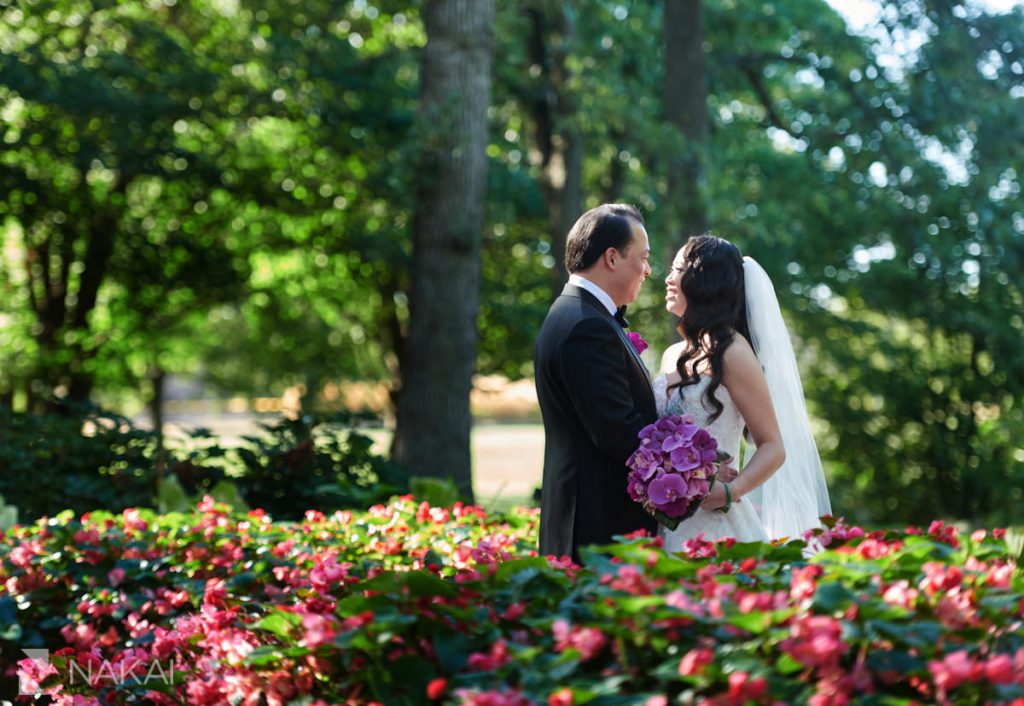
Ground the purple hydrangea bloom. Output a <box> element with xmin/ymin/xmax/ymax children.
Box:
<box><xmin>626</xmin><ymin>413</ymin><xmax>721</xmax><ymax>526</ymax></box>
<box><xmin>686</xmin><ymin>477</ymin><xmax>711</xmax><ymax>500</ymax></box>
<box><xmin>669</xmin><ymin>444</ymin><xmax>702</xmax><ymax>471</ymax></box>
<box><xmin>647</xmin><ymin>473</ymin><xmax>688</xmax><ymax>509</ymax></box>
<box><xmin>626</xmin><ymin>447</ymin><xmax>661</xmax><ymax>480</ymax></box>
<box><xmin>626</xmin><ymin>470</ymin><xmax>648</xmax><ymax>503</ymax></box>
<box><xmin>691</xmin><ymin>428</ymin><xmax>719</xmax><ymax>463</ymax></box>
<box><xmin>659</xmin><ymin>497</ymin><xmax>694</xmax><ymax>517</ymax></box>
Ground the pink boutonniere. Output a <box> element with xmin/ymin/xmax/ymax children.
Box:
<box><xmin>627</xmin><ymin>331</ymin><xmax>648</xmax><ymax>355</ymax></box>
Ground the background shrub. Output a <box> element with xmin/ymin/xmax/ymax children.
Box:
<box><xmin>0</xmin><ymin>406</ymin><xmax>408</xmax><ymax>521</ymax></box>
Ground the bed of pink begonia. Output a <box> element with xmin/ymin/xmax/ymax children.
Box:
<box><xmin>1</xmin><ymin>495</ymin><xmax>1022</xmax><ymax>705</ymax></box>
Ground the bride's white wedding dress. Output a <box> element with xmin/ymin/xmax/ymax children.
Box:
<box><xmin>648</xmin><ymin>257</ymin><xmax>832</xmax><ymax>548</ymax></box>
<box><xmin>653</xmin><ymin>374</ymin><xmax>770</xmax><ymax>548</ymax></box>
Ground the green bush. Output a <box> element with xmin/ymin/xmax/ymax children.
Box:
<box><xmin>188</xmin><ymin>412</ymin><xmax>409</xmax><ymax>521</ymax></box>
<box><xmin>1</xmin><ymin>499</ymin><xmax>1022</xmax><ymax>704</ymax></box>
<box><xmin>0</xmin><ymin>405</ymin><xmax>408</xmax><ymax>520</ymax></box>
<box><xmin>0</xmin><ymin>405</ymin><xmax>156</xmax><ymax>520</ymax></box>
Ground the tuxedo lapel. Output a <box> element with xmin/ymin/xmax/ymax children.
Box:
<box><xmin>561</xmin><ymin>284</ymin><xmax>651</xmax><ymax>386</ymax></box>
<box><xmin>613</xmin><ymin>322</ymin><xmax>652</xmax><ymax>383</ymax></box>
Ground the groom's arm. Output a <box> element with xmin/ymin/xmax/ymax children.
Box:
<box><xmin>560</xmin><ymin>317</ymin><xmax>647</xmax><ymax>465</ymax></box>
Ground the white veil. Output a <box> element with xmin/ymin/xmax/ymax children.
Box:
<box><xmin>743</xmin><ymin>257</ymin><xmax>832</xmax><ymax>539</ymax></box>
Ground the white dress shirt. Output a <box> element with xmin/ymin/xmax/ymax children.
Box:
<box><xmin>568</xmin><ymin>274</ymin><xmax>617</xmax><ymax>316</ymax></box>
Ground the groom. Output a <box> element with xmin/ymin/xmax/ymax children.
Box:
<box><xmin>535</xmin><ymin>203</ymin><xmax>657</xmax><ymax>563</ymax></box>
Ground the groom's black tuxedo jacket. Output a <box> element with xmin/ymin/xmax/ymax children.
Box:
<box><xmin>535</xmin><ymin>283</ymin><xmax>657</xmax><ymax>562</ymax></box>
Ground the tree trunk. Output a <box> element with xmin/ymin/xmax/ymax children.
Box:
<box><xmin>392</xmin><ymin>0</ymin><xmax>495</xmax><ymax>500</ymax></box>
<box><xmin>24</xmin><ymin>191</ymin><xmax>120</xmax><ymax>407</ymax></box>
<box><xmin>663</xmin><ymin>0</ymin><xmax>709</xmax><ymax>250</ymax></box>
<box><xmin>526</xmin><ymin>3</ymin><xmax>583</xmax><ymax>301</ymax></box>
<box><xmin>548</xmin><ymin>129</ymin><xmax>583</xmax><ymax>296</ymax></box>
<box><xmin>603</xmin><ymin>127</ymin><xmax>627</xmax><ymax>203</ymax></box>
<box><xmin>148</xmin><ymin>364</ymin><xmax>166</xmax><ymax>452</ymax></box>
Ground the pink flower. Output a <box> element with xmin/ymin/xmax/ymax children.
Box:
<box><xmin>927</xmin><ymin>520</ymin><xmax>960</xmax><ymax>547</ymax></box>
<box><xmin>61</xmin><ymin>622</ymin><xmax>98</xmax><ymax>649</ymax></box>
<box><xmin>108</xmin><ymin>568</ymin><xmax>126</xmax><ymax>587</ymax></box>
<box><xmin>881</xmin><ymin>580</ymin><xmax>919</xmax><ymax>610</ymax></box>
<box><xmin>928</xmin><ymin>650</ymin><xmax>983</xmax><ymax>692</ymax></box>
<box><xmin>552</xmin><ymin>619</ymin><xmax>607</xmax><ymax>661</ymax></box>
<box><xmin>548</xmin><ymin>688</ymin><xmax>573</xmax><ymax>706</ymax></box>
<box><xmin>300</xmin><ymin>613</ymin><xmax>337</xmax><ymax>648</ymax></box>
<box><xmin>203</xmin><ymin>578</ymin><xmax>228</xmax><ymax>607</ymax></box>
<box><xmin>728</xmin><ymin>671</ymin><xmax>767</xmax><ymax>701</ymax></box>
<box><xmin>780</xmin><ymin>615</ymin><xmax>847</xmax><ymax>671</ymax></box>
<box><xmin>678</xmin><ymin>647</ymin><xmax>714</xmax><ymax>676</ymax></box>
<box><xmin>985</xmin><ymin>654</ymin><xmax>1016</xmax><ymax>684</ymax></box>
<box><xmin>627</xmin><ymin>331</ymin><xmax>648</xmax><ymax>354</ymax></box>
<box><xmin>467</xmin><ymin>640</ymin><xmax>510</xmax><ymax>671</ymax></box>
<box><xmin>456</xmin><ymin>689</ymin><xmax>533</xmax><ymax>706</ymax></box>
<box><xmin>809</xmin><ymin>691</ymin><xmax>850</xmax><ymax>706</ymax></box>
<box><xmin>121</xmin><ymin>508</ymin><xmax>149</xmax><ymax>532</ymax></box>
<box><xmin>934</xmin><ymin>586</ymin><xmax>978</xmax><ymax>629</ymax></box>
<box><xmin>680</xmin><ymin>533</ymin><xmax>718</xmax><ymax>559</ymax></box>
<box><xmin>919</xmin><ymin>562</ymin><xmax>963</xmax><ymax>596</ymax></box>
<box><xmin>791</xmin><ymin>564</ymin><xmax>824</xmax><ymax>602</ymax></box>
<box><xmin>310</xmin><ymin>553</ymin><xmax>350</xmax><ymax>592</ymax></box>
<box><xmin>53</xmin><ymin>697</ymin><xmax>103</xmax><ymax>706</ymax></box>
<box><xmin>17</xmin><ymin>655</ymin><xmax>60</xmax><ymax>697</ymax></box>
<box><xmin>985</xmin><ymin>560</ymin><xmax>1015</xmax><ymax>588</ymax></box>
<box><xmin>427</xmin><ymin>678</ymin><xmax>449</xmax><ymax>700</ymax></box>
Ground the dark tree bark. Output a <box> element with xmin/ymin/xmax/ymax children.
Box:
<box><xmin>24</xmin><ymin>183</ymin><xmax>123</xmax><ymax>409</ymax></box>
<box><xmin>526</xmin><ymin>2</ymin><xmax>583</xmax><ymax>300</ymax></box>
<box><xmin>148</xmin><ymin>364</ymin><xmax>166</xmax><ymax>452</ymax></box>
<box><xmin>392</xmin><ymin>0</ymin><xmax>496</xmax><ymax>500</ymax></box>
<box><xmin>663</xmin><ymin>0</ymin><xmax>709</xmax><ymax>250</ymax></box>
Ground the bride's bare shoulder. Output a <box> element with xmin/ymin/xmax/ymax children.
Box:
<box><xmin>659</xmin><ymin>340</ymin><xmax>688</xmax><ymax>375</ymax></box>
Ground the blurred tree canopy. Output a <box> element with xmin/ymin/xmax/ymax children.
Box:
<box><xmin>1</xmin><ymin>0</ymin><xmax>1022</xmax><ymax>525</ymax></box>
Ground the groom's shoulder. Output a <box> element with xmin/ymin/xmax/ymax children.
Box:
<box><xmin>544</xmin><ymin>291</ymin><xmax>609</xmax><ymax>327</ymax></box>
<box><xmin>539</xmin><ymin>301</ymin><xmax>618</xmax><ymax>352</ymax></box>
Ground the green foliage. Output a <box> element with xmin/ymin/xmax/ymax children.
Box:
<box><xmin>409</xmin><ymin>475</ymin><xmax>460</xmax><ymax>507</ymax></box>
<box><xmin>156</xmin><ymin>475</ymin><xmax>250</xmax><ymax>515</ymax></box>
<box><xmin>204</xmin><ymin>413</ymin><xmax>410</xmax><ymax>520</ymax></box>
<box><xmin>2</xmin><ymin>0</ymin><xmax>1023</xmax><ymax>527</ymax></box>
<box><xmin>0</xmin><ymin>405</ymin><xmax>407</xmax><ymax>520</ymax></box>
<box><xmin>0</xmin><ymin>499</ymin><xmax>1022</xmax><ymax>703</ymax></box>
<box><xmin>0</xmin><ymin>405</ymin><xmax>158</xmax><ymax>519</ymax></box>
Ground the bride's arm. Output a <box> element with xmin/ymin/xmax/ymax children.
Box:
<box><xmin>704</xmin><ymin>336</ymin><xmax>785</xmax><ymax>507</ymax></box>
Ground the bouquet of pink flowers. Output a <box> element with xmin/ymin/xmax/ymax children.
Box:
<box><xmin>626</xmin><ymin>413</ymin><xmax>725</xmax><ymax>530</ymax></box>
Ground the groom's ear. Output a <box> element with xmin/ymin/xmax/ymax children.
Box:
<box><xmin>602</xmin><ymin>247</ymin><xmax>620</xmax><ymax>269</ymax></box>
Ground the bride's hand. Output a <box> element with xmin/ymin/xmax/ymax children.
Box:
<box><xmin>700</xmin><ymin>482</ymin><xmax>730</xmax><ymax>511</ymax></box>
<box><xmin>717</xmin><ymin>458</ymin><xmax>739</xmax><ymax>484</ymax></box>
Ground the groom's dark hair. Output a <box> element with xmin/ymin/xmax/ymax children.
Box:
<box><xmin>565</xmin><ymin>204</ymin><xmax>644</xmax><ymax>273</ymax></box>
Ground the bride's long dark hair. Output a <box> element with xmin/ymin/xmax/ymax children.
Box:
<box><xmin>670</xmin><ymin>234</ymin><xmax>752</xmax><ymax>423</ymax></box>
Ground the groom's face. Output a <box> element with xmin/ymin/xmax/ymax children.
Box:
<box><xmin>617</xmin><ymin>220</ymin><xmax>651</xmax><ymax>304</ymax></box>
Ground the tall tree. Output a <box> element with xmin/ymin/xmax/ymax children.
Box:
<box><xmin>393</xmin><ymin>0</ymin><xmax>496</xmax><ymax>498</ymax></box>
<box><xmin>662</xmin><ymin>0</ymin><xmax>709</xmax><ymax>249</ymax></box>
<box><xmin>525</xmin><ymin>1</ymin><xmax>584</xmax><ymax>298</ymax></box>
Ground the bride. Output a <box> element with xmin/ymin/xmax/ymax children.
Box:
<box><xmin>654</xmin><ymin>235</ymin><xmax>831</xmax><ymax>548</ymax></box>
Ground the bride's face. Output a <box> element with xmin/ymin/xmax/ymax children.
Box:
<box><xmin>665</xmin><ymin>250</ymin><xmax>687</xmax><ymax>317</ymax></box>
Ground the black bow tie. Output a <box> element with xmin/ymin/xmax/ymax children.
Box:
<box><xmin>613</xmin><ymin>305</ymin><xmax>629</xmax><ymax>329</ymax></box>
